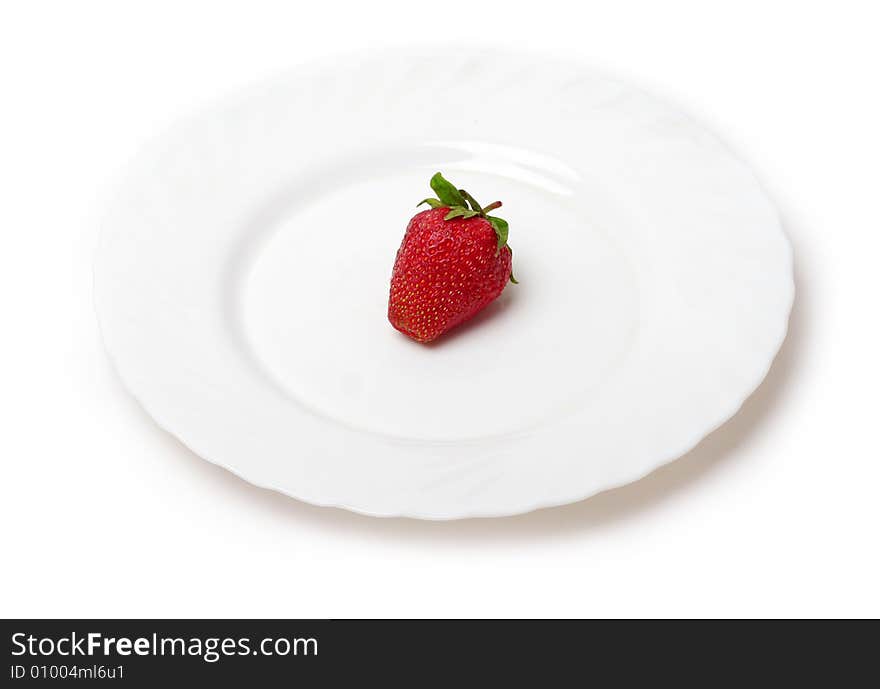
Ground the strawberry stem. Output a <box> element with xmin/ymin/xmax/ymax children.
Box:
<box><xmin>458</xmin><ymin>189</ymin><xmax>484</xmax><ymax>214</ymax></box>
<box><xmin>458</xmin><ymin>192</ymin><xmax>502</xmax><ymax>217</ymax></box>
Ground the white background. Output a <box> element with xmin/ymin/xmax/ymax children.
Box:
<box><xmin>2</xmin><ymin>1</ymin><xmax>878</xmax><ymax>618</ymax></box>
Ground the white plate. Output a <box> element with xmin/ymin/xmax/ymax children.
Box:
<box><xmin>95</xmin><ymin>48</ymin><xmax>794</xmax><ymax>519</ymax></box>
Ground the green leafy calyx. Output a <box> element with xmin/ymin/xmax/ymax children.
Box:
<box><xmin>416</xmin><ymin>172</ymin><xmax>516</xmax><ymax>282</ymax></box>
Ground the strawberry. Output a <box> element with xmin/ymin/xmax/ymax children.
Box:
<box><xmin>388</xmin><ymin>172</ymin><xmax>517</xmax><ymax>343</ymax></box>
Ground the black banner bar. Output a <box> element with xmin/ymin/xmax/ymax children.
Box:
<box><xmin>2</xmin><ymin>620</ymin><xmax>876</xmax><ymax>685</ymax></box>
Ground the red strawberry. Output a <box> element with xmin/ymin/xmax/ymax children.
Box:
<box><xmin>388</xmin><ymin>172</ymin><xmax>517</xmax><ymax>343</ymax></box>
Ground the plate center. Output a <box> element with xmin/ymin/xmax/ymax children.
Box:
<box><xmin>239</xmin><ymin>166</ymin><xmax>638</xmax><ymax>441</ymax></box>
